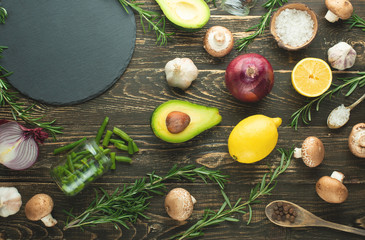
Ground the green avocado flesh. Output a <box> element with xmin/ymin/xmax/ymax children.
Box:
<box><xmin>151</xmin><ymin>100</ymin><xmax>222</xmax><ymax>143</ymax></box>
<box><xmin>155</xmin><ymin>0</ymin><xmax>210</xmax><ymax>30</ymax></box>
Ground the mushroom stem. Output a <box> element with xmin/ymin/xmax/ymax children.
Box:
<box><xmin>325</xmin><ymin>10</ymin><xmax>339</xmax><ymax>22</ymax></box>
<box><xmin>191</xmin><ymin>195</ymin><xmax>197</xmax><ymax>204</ymax></box>
<box><xmin>330</xmin><ymin>171</ymin><xmax>345</xmax><ymax>183</ymax></box>
<box><xmin>41</xmin><ymin>213</ymin><xmax>58</xmax><ymax>227</ymax></box>
<box><xmin>293</xmin><ymin>147</ymin><xmax>302</xmax><ymax>158</ymax></box>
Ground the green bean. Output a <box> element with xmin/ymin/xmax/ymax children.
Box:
<box><xmin>132</xmin><ymin>141</ymin><xmax>139</xmax><ymax>153</ymax></box>
<box><xmin>113</xmin><ymin>127</ymin><xmax>132</xmax><ymax>142</ymax></box>
<box><xmin>67</xmin><ymin>154</ymin><xmax>75</xmax><ymax>172</ymax></box>
<box><xmin>109</xmin><ymin>139</ymin><xmax>125</xmax><ymax>145</ymax></box>
<box><xmin>114</xmin><ymin>142</ymin><xmax>128</xmax><ymax>151</ymax></box>
<box><xmin>102</xmin><ymin>130</ymin><xmax>113</xmax><ymax>147</ymax></box>
<box><xmin>110</xmin><ymin>152</ymin><xmax>116</xmax><ymax>170</ymax></box>
<box><xmin>127</xmin><ymin>140</ymin><xmax>134</xmax><ymax>155</ymax></box>
<box><xmin>115</xmin><ymin>155</ymin><xmax>132</xmax><ymax>163</ymax></box>
<box><xmin>53</xmin><ymin>137</ymin><xmax>87</xmax><ymax>155</ymax></box>
<box><xmin>95</xmin><ymin>117</ymin><xmax>109</xmax><ymax>143</ymax></box>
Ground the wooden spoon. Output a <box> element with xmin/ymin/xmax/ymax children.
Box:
<box><xmin>327</xmin><ymin>93</ymin><xmax>365</xmax><ymax>129</ymax></box>
<box><xmin>265</xmin><ymin>200</ymin><xmax>365</xmax><ymax>237</ymax></box>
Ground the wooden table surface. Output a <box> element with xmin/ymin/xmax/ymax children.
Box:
<box><xmin>1</xmin><ymin>1</ymin><xmax>365</xmax><ymax>239</ymax></box>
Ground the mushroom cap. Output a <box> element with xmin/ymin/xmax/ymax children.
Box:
<box><xmin>325</xmin><ymin>0</ymin><xmax>353</xmax><ymax>20</ymax></box>
<box><xmin>164</xmin><ymin>188</ymin><xmax>195</xmax><ymax>221</ymax></box>
<box><xmin>25</xmin><ymin>194</ymin><xmax>54</xmax><ymax>221</ymax></box>
<box><xmin>348</xmin><ymin>123</ymin><xmax>365</xmax><ymax>158</ymax></box>
<box><xmin>203</xmin><ymin>26</ymin><xmax>234</xmax><ymax>58</ymax></box>
<box><xmin>301</xmin><ymin>136</ymin><xmax>325</xmax><ymax>167</ymax></box>
<box><xmin>316</xmin><ymin>175</ymin><xmax>348</xmax><ymax>203</ymax></box>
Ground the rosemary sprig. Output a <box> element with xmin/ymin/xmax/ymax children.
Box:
<box><xmin>171</xmin><ymin>148</ymin><xmax>294</xmax><ymax>240</ymax></box>
<box><xmin>118</xmin><ymin>0</ymin><xmax>174</xmax><ymax>45</ymax></box>
<box><xmin>0</xmin><ymin>7</ymin><xmax>7</xmax><ymax>24</ymax></box>
<box><xmin>236</xmin><ymin>0</ymin><xmax>287</xmax><ymax>51</ymax></box>
<box><xmin>290</xmin><ymin>72</ymin><xmax>365</xmax><ymax>130</ymax></box>
<box><xmin>0</xmin><ymin>47</ymin><xmax>63</xmax><ymax>137</ymax></box>
<box><xmin>63</xmin><ymin>165</ymin><xmax>228</xmax><ymax>230</ymax></box>
<box><xmin>346</xmin><ymin>14</ymin><xmax>365</xmax><ymax>31</ymax></box>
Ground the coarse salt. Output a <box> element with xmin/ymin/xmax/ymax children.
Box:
<box><xmin>275</xmin><ymin>8</ymin><xmax>314</xmax><ymax>47</ymax></box>
<box><xmin>327</xmin><ymin>104</ymin><xmax>350</xmax><ymax>127</ymax></box>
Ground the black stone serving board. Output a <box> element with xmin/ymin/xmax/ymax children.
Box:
<box><xmin>0</xmin><ymin>0</ymin><xmax>136</xmax><ymax>105</ymax></box>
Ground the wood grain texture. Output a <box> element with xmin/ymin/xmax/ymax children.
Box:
<box><xmin>1</xmin><ymin>0</ymin><xmax>365</xmax><ymax>239</ymax></box>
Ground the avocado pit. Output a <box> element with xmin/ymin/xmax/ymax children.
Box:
<box><xmin>166</xmin><ymin>111</ymin><xmax>191</xmax><ymax>134</ymax></box>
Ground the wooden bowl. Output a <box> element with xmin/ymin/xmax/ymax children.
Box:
<box><xmin>270</xmin><ymin>3</ymin><xmax>318</xmax><ymax>51</ymax></box>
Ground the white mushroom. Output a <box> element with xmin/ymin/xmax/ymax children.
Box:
<box><xmin>294</xmin><ymin>136</ymin><xmax>325</xmax><ymax>167</ymax></box>
<box><xmin>348</xmin><ymin>123</ymin><xmax>365</xmax><ymax>158</ymax></box>
<box><xmin>165</xmin><ymin>58</ymin><xmax>198</xmax><ymax>90</ymax></box>
<box><xmin>316</xmin><ymin>171</ymin><xmax>348</xmax><ymax>203</ymax></box>
<box><xmin>324</xmin><ymin>0</ymin><xmax>353</xmax><ymax>23</ymax></box>
<box><xmin>328</xmin><ymin>42</ymin><xmax>356</xmax><ymax>70</ymax></box>
<box><xmin>164</xmin><ymin>188</ymin><xmax>196</xmax><ymax>221</ymax></box>
<box><xmin>0</xmin><ymin>187</ymin><xmax>22</xmax><ymax>217</ymax></box>
<box><xmin>204</xmin><ymin>26</ymin><xmax>234</xmax><ymax>57</ymax></box>
<box><xmin>25</xmin><ymin>193</ymin><xmax>57</xmax><ymax>227</ymax></box>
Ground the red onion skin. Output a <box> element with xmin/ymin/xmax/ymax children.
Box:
<box><xmin>0</xmin><ymin>120</ymin><xmax>48</xmax><ymax>170</ymax></box>
<box><xmin>225</xmin><ymin>53</ymin><xmax>274</xmax><ymax>102</ymax></box>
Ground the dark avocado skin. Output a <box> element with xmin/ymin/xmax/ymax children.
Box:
<box><xmin>150</xmin><ymin>100</ymin><xmax>222</xmax><ymax>143</ymax></box>
<box><xmin>155</xmin><ymin>0</ymin><xmax>210</xmax><ymax>31</ymax></box>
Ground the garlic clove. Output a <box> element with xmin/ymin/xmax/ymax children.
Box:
<box><xmin>165</xmin><ymin>58</ymin><xmax>198</xmax><ymax>90</ymax></box>
<box><xmin>0</xmin><ymin>187</ymin><xmax>22</xmax><ymax>217</ymax></box>
<box><xmin>328</xmin><ymin>42</ymin><xmax>356</xmax><ymax>70</ymax></box>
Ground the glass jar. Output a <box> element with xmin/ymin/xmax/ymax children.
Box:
<box><xmin>50</xmin><ymin>139</ymin><xmax>111</xmax><ymax>196</ymax></box>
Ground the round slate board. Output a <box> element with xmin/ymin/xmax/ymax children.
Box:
<box><xmin>0</xmin><ymin>0</ymin><xmax>136</xmax><ymax>105</ymax></box>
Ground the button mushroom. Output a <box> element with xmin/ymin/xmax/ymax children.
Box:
<box><xmin>324</xmin><ymin>0</ymin><xmax>353</xmax><ymax>23</ymax></box>
<box><xmin>0</xmin><ymin>187</ymin><xmax>22</xmax><ymax>217</ymax></box>
<box><xmin>204</xmin><ymin>26</ymin><xmax>234</xmax><ymax>57</ymax></box>
<box><xmin>316</xmin><ymin>171</ymin><xmax>348</xmax><ymax>203</ymax></box>
<box><xmin>294</xmin><ymin>136</ymin><xmax>325</xmax><ymax>167</ymax></box>
<box><xmin>165</xmin><ymin>58</ymin><xmax>198</xmax><ymax>90</ymax></box>
<box><xmin>164</xmin><ymin>188</ymin><xmax>196</xmax><ymax>221</ymax></box>
<box><xmin>25</xmin><ymin>193</ymin><xmax>57</xmax><ymax>227</ymax></box>
<box><xmin>348</xmin><ymin>123</ymin><xmax>365</xmax><ymax>158</ymax></box>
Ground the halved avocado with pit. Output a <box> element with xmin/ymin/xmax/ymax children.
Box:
<box><xmin>155</xmin><ymin>0</ymin><xmax>210</xmax><ymax>31</ymax></box>
<box><xmin>151</xmin><ymin>100</ymin><xmax>222</xmax><ymax>143</ymax></box>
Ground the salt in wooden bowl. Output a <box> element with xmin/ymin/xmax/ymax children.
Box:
<box><xmin>270</xmin><ymin>3</ymin><xmax>318</xmax><ymax>51</ymax></box>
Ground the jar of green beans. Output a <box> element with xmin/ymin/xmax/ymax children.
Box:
<box><xmin>50</xmin><ymin>139</ymin><xmax>111</xmax><ymax>196</ymax></box>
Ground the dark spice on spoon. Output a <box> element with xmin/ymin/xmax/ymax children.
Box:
<box><xmin>272</xmin><ymin>201</ymin><xmax>297</xmax><ymax>223</ymax></box>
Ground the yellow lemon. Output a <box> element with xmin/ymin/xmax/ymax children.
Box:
<box><xmin>292</xmin><ymin>58</ymin><xmax>332</xmax><ymax>97</ymax></box>
<box><xmin>228</xmin><ymin>115</ymin><xmax>281</xmax><ymax>164</ymax></box>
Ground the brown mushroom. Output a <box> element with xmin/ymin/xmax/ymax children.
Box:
<box><xmin>324</xmin><ymin>0</ymin><xmax>353</xmax><ymax>23</ymax></box>
<box><xmin>348</xmin><ymin>123</ymin><xmax>365</xmax><ymax>158</ymax></box>
<box><xmin>164</xmin><ymin>188</ymin><xmax>196</xmax><ymax>221</ymax></box>
<box><xmin>203</xmin><ymin>26</ymin><xmax>234</xmax><ymax>58</ymax></box>
<box><xmin>294</xmin><ymin>136</ymin><xmax>325</xmax><ymax>167</ymax></box>
<box><xmin>316</xmin><ymin>171</ymin><xmax>348</xmax><ymax>203</ymax></box>
<box><xmin>25</xmin><ymin>194</ymin><xmax>57</xmax><ymax>227</ymax></box>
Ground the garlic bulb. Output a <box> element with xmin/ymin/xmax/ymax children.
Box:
<box><xmin>165</xmin><ymin>58</ymin><xmax>198</xmax><ymax>90</ymax></box>
<box><xmin>328</xmin><ymin>42</ymin><xmax>356</xmax><ymax>70</ymax></box>
<box><xmin>0</xmin><ymin>187</ymin><xmax>22</xmax><ymax>217</ymax></box>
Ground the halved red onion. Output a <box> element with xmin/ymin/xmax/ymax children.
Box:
<box><xmin>0</xmin><ymin>121</ymin><xmax>48</xmax><ymax>170</ymax></box>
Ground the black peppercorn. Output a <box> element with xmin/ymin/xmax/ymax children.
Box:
<box><xmin>272</xmin><ymin>202</ymin><xmax>297</xmax><ymax>224</ymax></box>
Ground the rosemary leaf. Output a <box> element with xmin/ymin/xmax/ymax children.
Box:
<box><xmin>118</xmin><ymin>0</ymin><xmax>174</xmax><ymax>45</ymax></box>
<box><xmin>236</xmin><ymin>0</ymin><xmax>288</xmax><ymax>51</ymax></box>
<box><xmin>63</xmin><ymin>164</ymin><xmax>229</xmax><ymax>230</ymax></box>
<box><xmin>346</xmin><ymin>14</ymin><xmax>365</xmax><ymax>31</ymax></box>
<box><xmin>171</xmin><ymin>148</ymin><xmax>294</xmax><ymax>240</ymax></box>
<box><xmin>290</xmin><ymin>72</ymin><xmax>365</xmax><ymax>130</ymax></box>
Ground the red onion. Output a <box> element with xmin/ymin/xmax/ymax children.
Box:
<box><xmin>0</xmin><ymin>120</ymin><xmax>48</xmax><ymax>170</ymax></box>
<box><xmin>225</xmin><ymin>53</ymin><xmax>274</xmax><ymax>102</ymax></box>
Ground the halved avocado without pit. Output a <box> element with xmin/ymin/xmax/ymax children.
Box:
<box><xmin>151</xmin><ymin>100</ymin><xmax>222</xmax><ymax>143</ymax></box>
<box><xmin>155</xmin><ymin>0</ymin><xmax>210</xmax><ymax>31</ymax></box>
